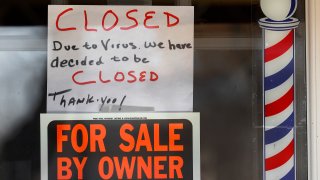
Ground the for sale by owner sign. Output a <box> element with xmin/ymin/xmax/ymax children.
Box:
<box><xmin>40</xmin><ymin>113</ymin><xmax>200</xmax><ymax>179</ymax></box>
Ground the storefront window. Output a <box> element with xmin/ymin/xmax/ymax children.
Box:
<box><xmin>0</xmin><ymin>0</ymin><xmax>307</xmax><ymax>179</ymax></box>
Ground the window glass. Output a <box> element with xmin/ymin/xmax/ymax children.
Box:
<box><xmin>0</xmin><ymin>0</ymin><xmax>307</xmax><ymax>179</ymax></box>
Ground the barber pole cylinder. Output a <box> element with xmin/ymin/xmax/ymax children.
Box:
<box><xmin>259</xmin><ymin>0</ymin><xmax>299</xmax><ymax>179</ymax></box>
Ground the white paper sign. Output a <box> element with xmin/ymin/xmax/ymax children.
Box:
<box><xmin>47</xmin><ymin>5</ymin><xmax>194</xmax><ymax>112</ymax></box>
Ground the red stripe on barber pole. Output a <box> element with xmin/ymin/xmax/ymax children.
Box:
<box><xmin>265</xmin><ymin>86</ymin><xmax>294</xmax><ymax>117</ymax></box>
<box><xmin>265</xmin><ymin>140</ymin><xmax>294</xmax><ymax>171</ymax></box>
<box><xmin>265</xmin><ymin>30</ymin><xmax>294</xmax><ymax>62</ymax></box>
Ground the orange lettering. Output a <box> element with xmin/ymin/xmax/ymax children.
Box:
<box><xmin>119</xmin><ymin>123</ymin><xmax>135</xmax><ymax>152</ymax></box>
<box><xmin>57</xmin><ymin>124</ymin><xmax>71</xmax><ymax>153</ymax></box>
<box><xmin>154</xmin><ymin>156</ymin><xmax>167</xmax><ymax>179</ymax></box>
<box><xmin>114</xmin><ymin>157</ymin><xmax>136</xmax><ymax>179</ymax></box>
<box><xmin>73</xmin><ymin>157</ymin><xmax>87</xmax><ymax>179</ymax></box>
<box><xmin>135</xmin><ymin>124</ymin><xmax>152</xmax><ymax>151</ymax></box>
<box><xmin>169</xmin><ymin>156</ymin><xmax>183</xmax><ymax>178</ymax></box>
<box><xmin>154</xmin><ymin>124</ymin><xmax>168</xmax><ymax>151</ymax></box>
<box><xmin>169</xmin><ymin>123</ymin><xmax>184</xmax><ymax>151</ymax></box>
<box><xmin>57</xmin><ymin>157</ymin><xmax>72</xmax><ymax>179</ymax></box>
<box><xmin>71</xmin><ymin>124</ymin><xmax>88</xmax><ymax>153</ymax></box>
<box><xmin>90</xmin><ymin>124</ymin><xmax>106</xmax><ymax>152</ymax></box>
<box><xmin>98</xmin><ymin>156</ymin><xmax>114</xmax><ymax>179</ymax></box>
<box><xmin>137</xmin><ymin>157</ymin><xmax>152</xmax><ymax>179</ymax></box>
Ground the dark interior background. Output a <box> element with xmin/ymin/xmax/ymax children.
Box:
<box><xmin>0</xmin><ymin>0</ymin><xmax>307</xmax><ymax>179</ymax></box>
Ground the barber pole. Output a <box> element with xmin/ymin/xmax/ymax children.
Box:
<box><xmin>259</xmin><ymin>0</ymin><xmax>299</xmax><ymax>179</ymax></box>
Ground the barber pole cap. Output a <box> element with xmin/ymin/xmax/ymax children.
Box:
<box><xmin>259</xmin><ymin>0</ymin><xmax>299</xmax><ymax>31</ymax></box>
<box><xmin>260</xmin><ymin>0</ymin><xmax>297</xmax><ymax>21</ymax></box>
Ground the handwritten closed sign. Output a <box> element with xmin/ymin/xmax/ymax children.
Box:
<box><xmin>47</xmin><ymin>5</ymin><xmax>194</xmax><ymax>112</ymax></box>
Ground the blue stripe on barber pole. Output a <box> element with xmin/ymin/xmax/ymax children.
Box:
<box><xmin>265</xmin><ymin>59</ymin><xmax>294</xmax><ymax>91</ymax></box>
<box><xmin>281</xmin><ymin>167</ymin><xmax>295</xmax><ymax>180</ymax></box>
<box><xmin>265</xmin><ymin>113</ymin><xmax>294</xmax><ymax>144</ymax></box>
